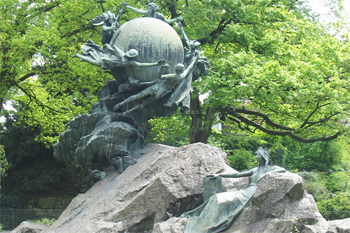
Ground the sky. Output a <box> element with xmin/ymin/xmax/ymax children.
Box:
<box><xmin>306</xmin><ymin>0</ymin><xmax>350</xmax><ymax>25</ymax></box>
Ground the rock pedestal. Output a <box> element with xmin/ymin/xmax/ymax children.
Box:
<box><xmin>12</xmin><ymin>143</ymin><xmax>350</xmax><ymax>233</ymax></box>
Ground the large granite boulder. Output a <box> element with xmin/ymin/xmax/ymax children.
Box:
<box><xmin>12</xmin><ymin>143</ymin><xmax>350</xmax><ymax>233</ymax></box>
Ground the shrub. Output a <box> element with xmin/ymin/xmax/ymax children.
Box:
<box><xmin>298</xmin><ymin>171</ymin><xmax>329</xmax><ymax>201</ymax></box>
<box><xmin>283</xmin><ymin>140</ymin><xmax>342</xmax><ymax>171</ymax></box>
<box><xmin>28</xmin><ymin>218</ymin><xmax>56</xmax><ymax>225</ymax></box>
<box><xmin>317</xmin><ymin>192</ymin><xmax>350</xmax><ymax>220</ymax></box>
<box><xmin>227</xmin><ymin>149</ymin><xmax>257</xmax><ymax>171</ymax></box>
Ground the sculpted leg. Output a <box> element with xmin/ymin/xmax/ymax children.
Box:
<box><xmin>73</xmin><ymin>53</ymin><xmax>101</xmax><ymax>67</ymax></box>
<box><xmin>113</xmin><ymin>86</ymin><xmax>156</xmax><ymax>111</ymax></box>
<box><xmin>121</xmin><ymin>96</ymin><xmax>156</xmax><ymax>115</ymax></box>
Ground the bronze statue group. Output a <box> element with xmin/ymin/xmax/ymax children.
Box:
<box><xmin>74</xmin><ymin>1</ymin><xmax>209</xmax><ymax>115</ymax></box>
<box><xmin>74</xmin><ymin>2</ymin><xmax>284</xmax><ymax>232</ymax></box>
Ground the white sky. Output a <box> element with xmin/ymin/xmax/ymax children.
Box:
<box><xmin>306</xmin><ymin>0</ymin><xmax>350</xmax><ymax>24</ymax></box>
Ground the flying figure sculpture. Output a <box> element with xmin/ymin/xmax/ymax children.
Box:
<box><xmin>121</xmin><ymin>1</ymin><xmax>182</xmax><ymax>24</ymax></box>
<box><xmin>89</xmin><ymin>9</ymin><xmax>123</xmax><ymax>45</ymax></box>
<box><xmin>73</xmin><ymin>42</ymin><xmax>165</xmax><ymax>70</ymax></box>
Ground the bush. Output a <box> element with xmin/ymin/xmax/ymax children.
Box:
<box><xmin>298</xmin><ymin>171</ymin><xmax>329</xmax><ymax>201</ymax></box>
<box><xmin>28</xmin><ymin>218</ymin><xmax>56</xmax><ymax>225</ymax></box>
<box><xmin>317</xmin><ymin>192</ymin><xmax>350</xmax><ymax>220</ymax></box>
<box><xmin>0</xmin><ymin>194</ymin><xmax>26</xmax><ymax>230</ymax></box>
<box><xmin>327</xmin><ymin>171</ymin><xmax>350</xmax><ymax>193</ymax></box>
<box><xmin>0</xmin><ymin>144</ymin><xmax>9</xmax><ymax>182</ymax></box>
<box><xmin>282</xmin><ymin>140</ymin><xmax>342</xmax><ymax>171</ymax></box>
<box><xmin>208</xmin><ymin>134</ymin><xmax>261</xmax><ymax>171</ymax></box>
<box><xmin>227</xmin><ymin>149</ymin><xmax>257</xmax><ymax>171</ymax></box>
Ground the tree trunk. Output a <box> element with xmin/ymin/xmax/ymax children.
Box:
<box><xmin>0</xmin><ymin>97</ymin><xmax>3</xmax><ymax>131</ymax></box>
<box><xmin>0</xmin><ymin>97</ymin><xmax>3</xmax><ymax>115</ymax></box>
<box><xmin>189</xmin><ymin>95</ymin><xmax>215</xmax><ymax>143</ymax></box>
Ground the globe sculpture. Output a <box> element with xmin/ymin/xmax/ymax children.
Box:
<box><xmin>112</xmin><ymin>17</ymin><xmax>184</xmax><ymax>82</ymax></box>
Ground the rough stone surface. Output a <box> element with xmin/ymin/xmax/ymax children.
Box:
<box><xmin>23</xmin><ymin>143</ymin><xmax>237</xmax><ymax>233</ymax></box>
<box><xmin>12</xmin><ymin>221</ymin><xmax>48</xmax><ymax>233</ymax></box>
<box><xmin>14</xmin><ymin>143</ymin><xmax>350</xmax><ymax>233</ymax></box>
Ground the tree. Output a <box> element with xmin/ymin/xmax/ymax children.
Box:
<box><xmin>2</xmin><ymin>0</ymin><xmax>349</xmax><ymax>146</ymax></box>
<box><xmin>0</xmin><ymin>0</ymin><xmax>114</xmax><ymax>145</ymax></box>
<box><xmin>0</xmin><ymin>144</ymin><xmax>9</xmax><ymax>186</ymax></box>
<box><xmin>163</xmin><ymin>0</ymin><xmax>350</xmax><ymax>143</ymax></box>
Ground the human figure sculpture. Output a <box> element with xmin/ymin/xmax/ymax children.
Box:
<box><xmin>73</xmin><ymin>41</ymin><xmax>166</xmax><ymax>70</ymax></box>
<box><xmin>90</xmin><ymin>9</ymin><xmax>123</xmax><ymax>45</ymax></box>
<box><xmin>178</xmin><ymin>22</ymin><xmax>201</xmax><ymax>64</ymax></box>
<box><xmin>163</xmin><ymin>56</ymin><xmax>210</xmax><ymax>113</ymax></box>
<box><xmin>181</xmin><ymin>147</ymin><xmax>286</xmax><ymax>233</ymax></box>
<box><xmin>121</xmin><ymin>1</ymin><xmax>182</xmax><ymax>24</ymax></box>
<box><xmin>161</xmin><ymin>22</ymin><xmax>206</xmax><ymax>113</ymax></box>
<box><xmin>113</xmin><ymin>51</ymin><xmax>200</xmax><ymax>115</ymax></box>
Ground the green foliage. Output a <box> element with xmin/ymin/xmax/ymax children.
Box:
<box><xmin>318</xmin><ymin>192</ymin><xmax>350</xmax><ymax>220</ymax></box>
<box><xmin>282</xmin><ymin>140</ymin><xmax>343</xmax><ymax>171</ymax></box>
<box><xmin>298</xmin><ymin>171</ymin><xmax>329</xmax><ymax>202</ymax></box>
<box><xmin>327</xmin><ymin>170</ymin><xmax>350</xmax><ymax>193</ymax></box>
<box><xmin>0</xmin><ymin>0</ymin><xmax>114</xmax><ymax>145</ymax></box>
<box><xmin>146</xmin><ymin>110</ymin><xmax>191</xmax><ymax>147</ymax></box>
<box><xmin>208</xmin><ymin>133</ymin><xmax>260</xmax><ymax>170</ymax></box>
<box><xmin>0</xmin><ymin>193</ymin><xmax>25</xmax><ymax>209</ymax></box>
<box><xmin>0</xmin><ymin>144</ymin><xmax>9</xmax><ymax>181</ymax></box>
<box><xmin>178</xmin><ymin>0</ymin><xmax>350</xmax><ymax>142</ymax></box>
<box><xmin>227</xmin><ymin>149</ymin><xmax>257</xmax><ymax>171</ymax></box>
<box><xmin>1</xmin><ymin>115</ymin><xmax>89</xmax><ymax>195</ymax></box>
<box><xmin>28</xmin><ymin>218</ymin><xmax>56</xmax><ymax>226</ymax></box>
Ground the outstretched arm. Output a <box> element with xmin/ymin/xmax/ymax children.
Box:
<box><xmin>121</xmin><ymin>2</ymin><xmax>148</xmax><ymax>15</ymax></box>
<box><xmin>73</xmin><ymin>53</ymin><xmax>101</xmax><ymax>67</ymax></box>
<box><xmin>178</xmin><ymin>22</ymin><xmax>189</xmax><ymax>47</ymax></box>
<box><xmin>267</xmin><ymin>166</ymin><xmax>286</xmax><ymax>174</ymax></box>
<box><xmin>163</xmin><ymin>16</ymin><xmax>183</xmax><ymax>24</ymax></box>
<box><xmin>208</xmin><ymin>169</ymin><xmax>254</xmax><ymax>178</ymax></box>
<box><xmin>116</xmin><ymin>8</ymin><xmax>123</xmax><ymax>23</ymax></box>
<box><xmin>160</xmin><ymin>73</ymin><xmax>176</xmax><ymax>80</ymax></box>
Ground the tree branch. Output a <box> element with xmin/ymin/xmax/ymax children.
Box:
<box><xmin>198</xmin><ymin>18</ymin><xmax>234</xmax><ymax>45</ymax></box>
<box><xmin>222</xmin><ymin>106</ymin><xmax>341</xmax><ymax>143</ymax></box>
<box><xmin>15</xmin><ymin>84</ymin><xmax>66</xmax><ymax>114</ymax></box>
<box><xmin>16</xmin><ymin>72</ymin><xmax>37</xmax><ymax>83</ymax></box>
<box><xmin>225</xmin><ymin>106</ymin><xmax>294</xmax><ymax>130</ymax></box>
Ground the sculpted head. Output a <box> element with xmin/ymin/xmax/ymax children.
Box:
<box><xmin>125</xmin><ymin>49</ymin><xmax>139</xmax><ymax>59</ymax></box>
<box><xmin>255</xmin><ymin>146</ymin><xmax>270</xmax><ymax>166</ymax></box>
<box><xmin>103</xmin><ymin>11</ymin><xmax>115</xmax><ymax>25</ymax></box>
<box><xmin>147</xmin><ymin>2</ymin><xmax>159</xmax><ymax>13</ymax></box>
<box><xmin>175</xmin><ymin>63</ymin><xmax>185</xmax><ymax>73</ymax></box>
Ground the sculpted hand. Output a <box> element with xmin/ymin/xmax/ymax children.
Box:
<box><xmin>206</xmin><ymin>174</ymin><xmax>220</xmax><ymax>178</ymax></box>
<box><xmin>157</xmin><ymin>59</ymin><xmax>167</xmax><ymax>65</ymax></box>
<box><xmin>176</xmin><ymin>16</ymin><xmax>183</xmax><ymax>22</ymax></box>
<box><xmin>121</xmin><ymin>2</ymin><xmax>128</xmax><ymax>7</ymax></box>
<box><xmin>119</xmin><ymin>8</ymin><xmax>124</xmax><ymax>14</ymax></box>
